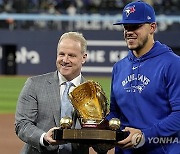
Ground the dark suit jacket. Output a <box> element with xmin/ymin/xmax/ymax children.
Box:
<box><xmin>15</xmin><ymin>71</ymin><xmax>89</xmax><ymax>154</ymax></box>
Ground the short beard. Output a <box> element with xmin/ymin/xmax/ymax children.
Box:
<box><xmin>128</xmin><ymin>35</ymin><xmax>149</xmax><ymax>52</ymax></box>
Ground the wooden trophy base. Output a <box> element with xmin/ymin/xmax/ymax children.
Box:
<box><xmin>53</xmin><ymin>128</ymin><xmax>129</xmax><ymax>144</ymax></box>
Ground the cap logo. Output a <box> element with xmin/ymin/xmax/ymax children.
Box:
<box><xmin>147</xmin><ymin>16</ymin><xmax>151</xmax><ymax>20</ymax></box>
<box><xmin>124</xmin><ymin>5</ymin><xmax>136</xmax><ymax>17</ymax></box>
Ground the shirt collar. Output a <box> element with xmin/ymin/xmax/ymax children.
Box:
<box><xmin>58</xmin><ymin>71</ymin><xmax>82</xmax><ymax>87</ymax></box>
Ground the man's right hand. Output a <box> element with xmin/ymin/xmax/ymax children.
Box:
<box><xmin>43</xmin><ymin>127</ymin><xmax>67</xmax><ymax>146</ymax></box>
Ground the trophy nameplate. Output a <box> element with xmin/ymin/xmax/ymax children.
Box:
<box><xmin>53</xmin><ymin>128</ymin><xmax>129</xmax><ymax>144</ymax></box>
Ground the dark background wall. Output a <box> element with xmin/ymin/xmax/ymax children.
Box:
<box><xmin>0</xmin><ymin>29</ymin><xmax>179</xmax><ymax>76</ymax></box>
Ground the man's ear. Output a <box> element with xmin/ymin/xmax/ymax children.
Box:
<box><xmin>82</xmin><ymin>53</ymin><xmax>87</xmax><ymax>64</ymax></box>
<box><xmin>150</xmin><ymin>22</ymin><xmax>157</xmax><ymax>34</ymax></box>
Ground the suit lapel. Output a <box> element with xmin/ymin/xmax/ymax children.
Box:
<box><xmin>46</xmin><ymin>71</ymin><xmax>61</xmax><ymax>126</ymax></box>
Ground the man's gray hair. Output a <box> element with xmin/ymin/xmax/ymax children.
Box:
<box><xmin>57</xmin><ymin>32</ymin><xmax>87</xmax><ymax>54</ymax></box>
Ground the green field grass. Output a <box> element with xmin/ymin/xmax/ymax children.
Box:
<box><xmin>0</xmin><ymin>75</ymin><xmax>111</xmax><ymax>114</ymax></box>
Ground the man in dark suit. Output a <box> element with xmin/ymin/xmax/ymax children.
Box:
<box><xmin>15</xmin><ymin>32</ymin><xmax>89</xmax><ymax>154</ymax></box>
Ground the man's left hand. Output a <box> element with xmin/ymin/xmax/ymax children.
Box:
<box><xmin>116</xmin><ymin>127</ymin><xmax>145</xmax><ymax>149</ymax></box>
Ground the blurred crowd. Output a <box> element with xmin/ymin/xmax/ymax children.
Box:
<box><xmin>0</xmin><ymin>0</ymin><xmax>179</xmax><ymax>30</ymax></box>
<box><xmin>0</xmin><ymin>0</ymin><xmax>180</xmax><ymax>15</ymax></box>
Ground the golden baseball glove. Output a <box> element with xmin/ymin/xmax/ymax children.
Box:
<box><xmin>69</xmin><ymin>80</ymin><xmax>109</xmax><ymax>123</ymax></box>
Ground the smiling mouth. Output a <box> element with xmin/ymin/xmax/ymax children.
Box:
<box><xmin>127</xmin><ymin>37</ymin><xmax>137</xmax><ymax>40</ymax></box>
<box><xmin>127</xmin><ymin>38</ymin><xmax>137</xmax><ymax>43</ymax></box>
<box><xmin>62</xmin><ymin>65</ymin><xmax>70</xmax><ymax>67</ymax></box>
<box><xmin>61</xmin><ymin>63</ymin><xmax>71</xmax><ymax>68</ymax></box>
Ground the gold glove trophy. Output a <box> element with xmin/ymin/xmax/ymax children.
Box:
<box><xmin>53</xmin><ymin>80</ymin><xmax>129</xmax><ymax>144</ymax></box>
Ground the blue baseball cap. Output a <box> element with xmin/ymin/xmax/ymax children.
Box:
<box><xmin>114</xmin><ymin>1</ymin><xmax>155</xmax><ymax>25</ymax></box>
